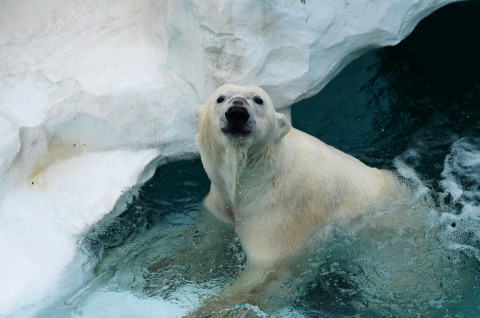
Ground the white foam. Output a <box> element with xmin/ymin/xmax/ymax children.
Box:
<box><xmin>441</xmin><ymin>138</ymin><xmax>480</xmax><ymax>203</ymax></box>
<box><xmin>74</xmin><ymin>291</ymin><xmax>187</xmax><ymax>318</ymax></box>
<box><xmin>437</xmin><ymin>138</ymin><xmax>480</xmax><ymax>263</ymax></box>
<box><xmin>56</xmin><ymin>281</ymin><xmax>217</xmax><ymax>318</ymax></box>
<box><xmin>393</xmin><ymin>156</ymin><xmax>430</xmax><ymax>198</ymax></box>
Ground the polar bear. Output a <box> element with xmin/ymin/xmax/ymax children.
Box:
<box><xmin>191</xmin><ymin>84</ymin><xmax>400</xmax><ymax>316</ymax></box>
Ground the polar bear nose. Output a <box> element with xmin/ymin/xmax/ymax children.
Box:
<box><xmin>225</xmin><ymin>106</ymin><xmax>250</xmax><ymax>126</ymax></box>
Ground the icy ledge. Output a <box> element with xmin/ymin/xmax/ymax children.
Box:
<box><xmin>0</xmin><ymin>0</ymin><xmax>457</xmax><ymax>315</ymax></box>
<box><xmin>0</xmin><ymin>150</ymin><xmax>159</xmax><ymax>316</ymax></box>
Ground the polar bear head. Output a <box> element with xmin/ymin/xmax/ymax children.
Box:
<box><xmin>196</xmin><ymin>84</ymin><xmax>291</xmax><ymax>150</ymax></box>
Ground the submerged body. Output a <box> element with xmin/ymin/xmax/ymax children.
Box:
<box><xmin>192</xmin><ymin>84</ymin><xmax>400</xmax><ymax>315</ymax></box>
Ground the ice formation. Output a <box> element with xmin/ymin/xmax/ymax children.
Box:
<box><xmin>0</xmin><ymin>0</ymin><xmax>458</xmax><ymax>315</ymax></box>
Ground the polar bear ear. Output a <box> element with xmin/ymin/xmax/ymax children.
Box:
<box><xmin>275</xmin><ymin>113</ymin><xmax>292</xmax><ymax>140</ymax></box>
<box><xmin>195</xmin><ymin>105</ymin><xmax>205</xmax><ymax>121</ymax></box>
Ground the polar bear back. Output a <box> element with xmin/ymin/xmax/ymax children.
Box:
<box><xmin>286</xmin><ymin>128</ymin><xmax>394</xmax><ymax>213</ymax></box>
<box><xmin>233</xmin><ymin>128</ymin><xmax>397</xmax><ymax>265</ymax></box>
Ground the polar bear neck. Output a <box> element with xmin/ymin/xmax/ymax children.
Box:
<box><xmin>207</xmin><ymin>139</ymin><xmax>281</xmax><ymax>207</ymax></box>
<box><xmin>232</xmin><ymin>146</ymin><xmax>277</xmax><ymax>199</ymax></box>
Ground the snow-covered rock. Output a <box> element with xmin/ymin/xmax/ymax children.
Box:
<box><xmin>0</xmin><ymin>0</ymin><xmax>458</xmax><ymax>315</ymax></box>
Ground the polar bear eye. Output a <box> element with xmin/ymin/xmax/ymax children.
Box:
<box><xmin>216</xmin><ymin>96</ymin><xmax>225</xmax><ymax>103</ymax></box>
<box><xmin>253</xmin><ymin>96</ymin><xmax>264</xmax><ymax>105</ymax></box>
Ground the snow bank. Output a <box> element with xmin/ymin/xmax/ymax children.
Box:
<box><xmin>0</xmin><ymin>0</ymin><xmax>458</xmax><ymax>315</ymax></box>
<box><xmin>0</xmin><ymin>150</ymin><xmax>159</xmax><ymax>316</ymax></box>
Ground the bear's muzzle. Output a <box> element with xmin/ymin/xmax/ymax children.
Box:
<box><xmin>225</xmin><ymin>105</ymin><xmax>250</xmax><ymax>126</ymax></box>
<box><xmin>221</xmin><ymin>105</ymin><xmax>252</xmax><ymax>137</ymax></box>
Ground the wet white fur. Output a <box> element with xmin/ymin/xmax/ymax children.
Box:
<box><xmin>196</xmin><ymin>84</ymin><xmax>398</xmax><ymax>266</ymax></box>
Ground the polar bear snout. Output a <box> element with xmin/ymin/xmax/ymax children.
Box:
<box><xmin>225</xmin><ymin>106</ymin><xmax>250</xmax><ymax>126</ymax></box>
<box><xmin>220</xmin><ymin>102</ymin><xmax>254</xmax><ymax>137</ymax></box>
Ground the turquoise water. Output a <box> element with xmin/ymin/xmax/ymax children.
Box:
<box><xmin>40</xmin><ymin>2</ymin><xmax>480</xmax><ymax>317</ymax></box>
